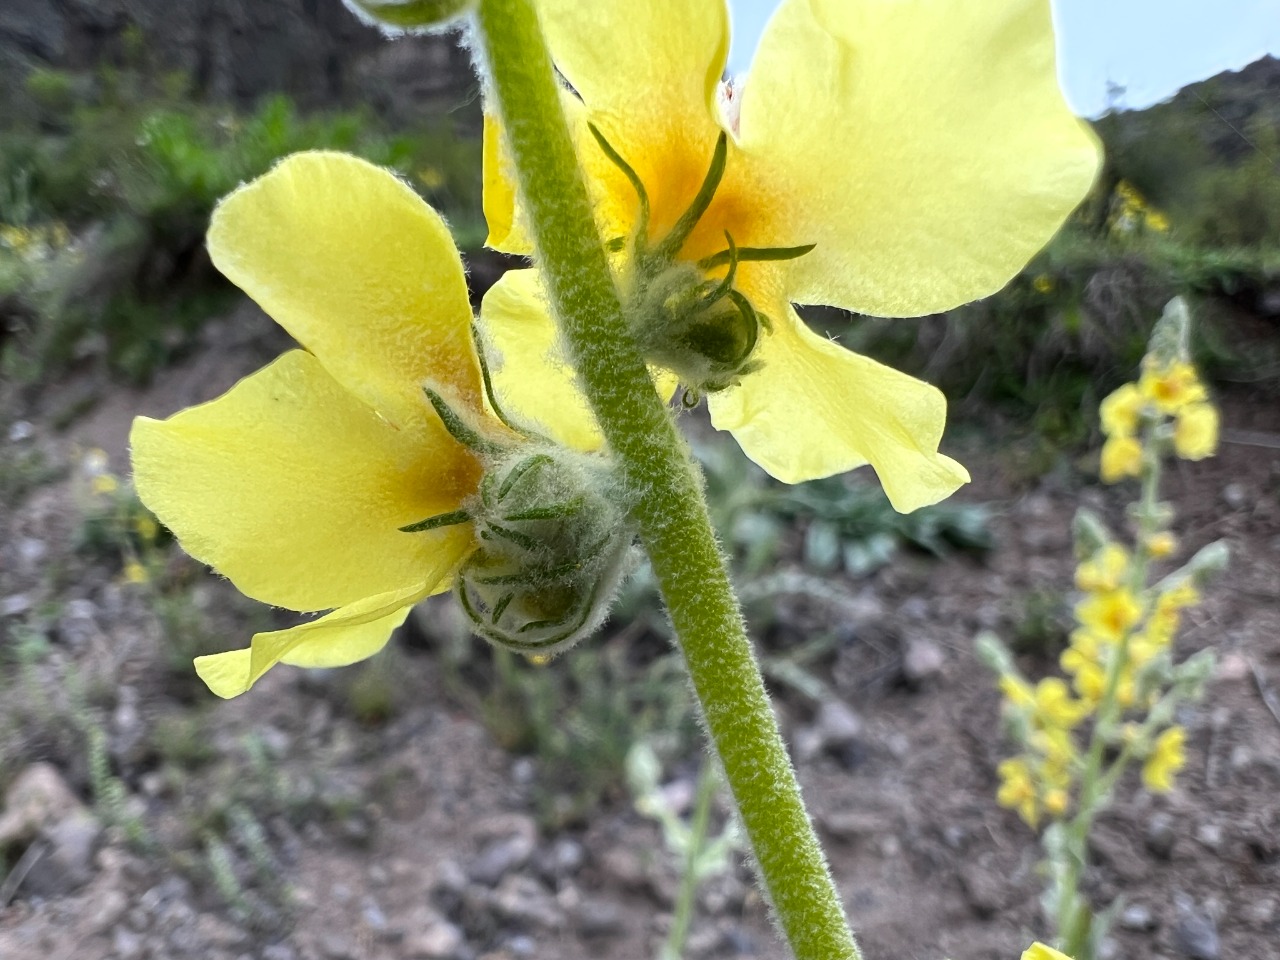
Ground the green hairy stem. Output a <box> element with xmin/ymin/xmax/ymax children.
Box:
<box><xmin>471</xmin><ymin>1</ymin><xmax>860</xmax><ymax>958</ymax></box>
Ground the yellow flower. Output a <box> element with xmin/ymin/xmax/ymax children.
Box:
<box><xmin>1033</xmin><ymin>677</ymin><xmax>1089</xmax><ymax>730</ymax></box>
<box><xmin>997</xmin><ymin>757</ymin><xmax>1039</xmax><ymax>827</ymax></box>
<box><xmin>1075</xmin><ymin>543</ymin><xmax>1129</xmax><ymax>593</ymax></box>
<box><xmin>479</xmin><ymin>0</ymin><xmax>1099</xmax><ymax>512</ymax></box>
<box><xmin>1145</xmin><ymin>531</ymin><xmax>1177</xmax><ymax>559</ymax></box>
<box><xmin>1142</xmin><ymin>726</ymin><xmax>1186</xmax><ymax>793</ymax></box>
<box><xmin>1022</xmin><ymin>944</ymin><xmax>1073</xmax><ymax>960</ymax></box>
<box><xmin>1174</xmin><ymin>402</ymin><xmax>1219</xmax><ymax>460</ymax></box>
<box><xmin>1138</xmin><ymin>361</ymin><xmax>1206</xmax><ymax>415</ymax></box>
<box><xmin>91</xmin><ymin>473</ymin><xmax>121</xmax><ymax>496</ymax></box>
<box><xmin>123</xmin><ymin>560</ymin><xmax>149</xmax><ymax>585</ymax></box>
<box><xmin>1099</xmin><ymin>434</ymin><xmax>1143</xmax><ymax>483</ymax></box>
<box><xmin>1098</xmin><ymin>382</ymin><xmax>1143</xmax><ymax>438</ymax></box>
<box><xmin>130</xmin><ymin>153</ymin><xmax>502</xmax><ymax>698</ymax></box>
<box><xmin>1075</xmin><ymin>589</ymin><xmax>1141</xmax><ymax>644</ymax></box>
<box><xmin>1032</xmin><ymin>273</ymin><xmax>1056</xmax><ymax>294</ymax></box>
<box><xmin>1145</xmin><ymin>209</ymin><xmax>1170</xmax><ymax>233</ymax></box>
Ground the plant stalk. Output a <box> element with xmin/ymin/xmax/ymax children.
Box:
<box><xmin>470</xmin><ymin>2</ymin><xmax>859</xmax><ymax>958</ymax></box>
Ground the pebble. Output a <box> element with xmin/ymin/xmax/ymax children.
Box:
<box><xmin>902</xmin><ymin>637</ymin><xmax>946</xmax><ymax>686</ymax></box>
<box><xmin>1221</xmin><ymin>483</ymin><xmax>1248</xmax><ymax>510</ymax></box>
<box><xmin>112</xmin><ymin>926</ymin><xmax>145</xmax><ymax>960</ymax></box>
<box><xmin>22</xmin><ymin>812</ymin><xmax>103</xmax><ymax>897</ymax></box>
<box><xmin>1120</xmin><ymin>904</ymin><xmax>1156</xmax><ymax>931</ymax></box>
<box><xmin>490</xmin><ymin>874</ymin><xmax>563</xmax><ymax>929</ymax></box>
<box><xmin>7</xmin><ymin>420</ymin><xmax>34</xmax><ymax>442</ymax></box>
<box><xmin>1174</xmin><ymin>897</ymin><xmax>1221</xmax><ymax>960</ymax></box>
<box><xmin>1144</xmin><ymin>812</ymin><xmax>1177</xmax><ymax>859</ymax></box>
<box><xmin>404</xmin><ymin>918</ymin><xmax>465</xmax><ymax>959</ymax></box>
<box><xmin>0</xmin><ymin>593</ymin><xmax>33</xmax><ymax>617</ymax></box>
<box><xmin>1195</xmin><ymin>822</ymin><xmax>1224</xmax><ymax>852</ymax></box>
<box><xmin>958</xmin><ymin>861</ymin><xmax>1006</xmax><ymax>918</ymax></box>
<box><xmin>469</xmin><ymin>815</ymin><xmax>537</xmax><ymax>886</ymax></box>
<box><xmin>794</xmin><ymin>700</ymin><xmax>864</xmax><ymax>763</ymax></box>
<box><xmin>573</xmin><ymin>897</ymin><xmax>625</xmax><ymax>938</ymax></box>
<box><xmin>262</xmin><ymin>945</ymin><xmax>299</xmax><ymax>960</ymax></box>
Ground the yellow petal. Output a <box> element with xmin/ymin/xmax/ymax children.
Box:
<box><xmin>478</xmin><ymin>269</ymin><xmax>677</xmax><ymax>451</ymax></box>
<box><xmin>207</xmin><ymin>151</ymin><xmax>484</xmax><ymax>430</ymax></box>
<box><xmin>535</xmin><ymin>0</ymin><xmax>728</xmax><ymax>165</ymax></box>
<box><xmin>195</xmin><ymin>583</ymin><xmax>433</xmax><ymax>698</ymax></box>
<box><xmin>1022</xmin><ymin>943</ymin><xmax>1073</xmax><ymax>960</ymax></box>
<box><xmin>131</xmin><ymin>350</ymin><xmax>478</xmax><ymax>612</ymax></box>
<box><xmin>739</xmin><ymin>0</ymin><xmax>1100</xmax><ymax>317</ymax></box>
<box><xmin>708</xmin><ymin>308</ymin><xmax>969</xmax><ymax>511</ymax></box>
<box><xmin>482</xmin><ymin>112</ymin><xmax>534</xmax><ymax>255</ymax></box>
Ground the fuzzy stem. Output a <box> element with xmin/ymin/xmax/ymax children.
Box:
<box><xmin>471</xmin><ymin>3</ymin><xmax>858</xmax><ymax>958</ymax></box>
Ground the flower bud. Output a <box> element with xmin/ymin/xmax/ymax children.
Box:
<box><xmin>455</xmin><ymin>445</ymin><xmax>634</xmax><ymax>657</ymax></box>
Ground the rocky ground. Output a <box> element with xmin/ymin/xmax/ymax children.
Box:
<box><xmin>1</xmin><ymin>301</ymin><xmax>1278</xmax><ymax>960</ymax></box>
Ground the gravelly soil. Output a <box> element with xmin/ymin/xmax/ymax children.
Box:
<box><xmin>1</xmin><ymin>302</ymin><xmax>1278</xmax><ymax>960</ymax></box>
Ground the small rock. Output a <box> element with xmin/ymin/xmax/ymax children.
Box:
<box><xmin>900</xmin><ymin>597</ymin><xmax>929</xmax><ymax>620</ymax></box>
<box><xmin>7</xmin><ymin>420</ymin><xmax>34</xmax><ymax>442</ymax></box>
<box><xmin>1215</xmin><ymin>652</ymin><xmax>1250</xmax><ymax>682</ymax></box>
<box><xmin>574</xmin><ymin>897</ymin><xmax>625</xmax><ymax>938</ymax></box>
<box><xmin>0</xmin><ymin>763</ymin><xmax>86</xmax><ymax>847</ymax></box>
<box><xmin>1195</xmin><ymin>822</ymin><xmax>1224</xmax><ymax>852</ymax></box>
<box><xmin>1144</xmin><ymin>812</ymin><xmax>1177</xmax><ymax>860</ymax></box>
<box><xmin>510</xmin><ymin>757</ymin><xmax>536</xmax><ymax>785</ymax></box>
<box><xmin>1174</xmin><ymin>902</ymin><xmax>1220</xmax><ymax>960</ymax></box>
<box><xmin>112</xmin><ymin>926</ymin><xmax>145</xmax><ymax>960</ymax></box>
<box><xmin>318</xmin><ymin>932</ymin><xmax>358</xmax><ymax>959</ymax></box>
<box><xmin>88</xmin><ymin>887</ymin><xmax>130</xmax><ymax>934</ymax></box>
<box><xmin>795</xmin><ymin>700</ymin><xmax>864</xmax><ymax>763</ymax></box>
<box><xmin>469</xmin><ymin>815</ymin><xmax>537</xmax><ymax>886</ymax></box>
<box><xmin>490</xmin><ymin>874</ymin><xmax>563</xmax><ymax>929</ymax></box>
<box><xmin>902</xmin><ymin>637</ymin><xmax>945</xmax><ymax>686</ymax></box>
<box><xmin>1</xmin><ymin>593</ymin><xmax>34</xmax><ymax>617</ymax></box>
<box><xmin>535</xmin><ymin>837</ymin><xmax>585</xmax><ymax>881</ymax></box>
<box><xmin>506</xmin><ymin>934</ymin><xmax>536</xmax><ymax>956</ymax></box>
<box><xmin>262</xmin><ymin>945</ymin><xmax>298</xmax><ymax>960</ymax></box>
<box><xmin>21</xmin><ymin>811</ymin><xmax>104</xmax><ymax>896</ymax></box>
<box><xmin>600</xmin><ymin>847</ymin><xmax>646</xmax><ymax>889</ymax></box>
<box><xmin>404</xmin><ymin>918</ymin><xmax>465</xmax><ymax>959</ymax></box>
<box><xmin>17</xmin><ymin>538</ymin><xmax>46</xmax><ymax>569</ymax></box>
<box><xmin>1120</xmin><ymin>904</ymin><xmax>1155</xmax><ymax>931</ymax></box>
<box><xmin>958</xmin><ymin>861</ymin><xmax>1007</xmax><ymax>918</ymax></box>
<box><xmin>1221</xmin><ymin>483</ymin><xmax>1247</xmax><ymax>510</ymax></box>
<box><xmin>1244</xmin><ymin>897</ymin><xmax>1277</xmax><ymax>926</ymax></box>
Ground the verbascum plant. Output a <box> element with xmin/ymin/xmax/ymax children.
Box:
<box><xmin>132</xmin><ymin>2</ymin><xmax>1100</xmax><ymax>958</ymax></box>
<box><xmin>979</xmin><ymin>298</ymin><xmax>1226</xmax><ymax>960</ymax></box>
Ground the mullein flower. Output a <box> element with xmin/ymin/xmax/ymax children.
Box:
<box><xmin>1141</xmin><ymin>726</ymin><xmax>1186</xmax><ymax>793</ymax></box>
<box><xmin>480</xmin><ymin>0</ymin><xmax>1099</xmax><ymax>512</ymax></box>
<box><xmin>131</xmin><ymin>153</ymin><xmax>626</xmax><ymax>698</ymax></box>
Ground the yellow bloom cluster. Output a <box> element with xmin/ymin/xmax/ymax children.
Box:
<box><xmin>1098</xmin><ymin>357</ymin><xmax>1219</xmax><ymax>483</ymax></box>
<box><xmin>0</xmin><ymin>221</ymin><xmax>72</xmax><ymax>261</ymax></box>
<box><xmin>1109</xmin><ymin>180</ymin><xmax>1170</xmax><ymax>236</ymax></box>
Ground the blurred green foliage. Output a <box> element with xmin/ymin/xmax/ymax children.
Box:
<box><xmin>1</xmin><ymin>58</ymin><xmax>483</xmax><ymax>387</ymax></box>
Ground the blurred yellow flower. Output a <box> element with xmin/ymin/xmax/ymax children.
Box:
<box><xmin>1076</xmin><ymin>589</ymin><xmax>1141</xmax><ymax>643</ymax></box>
<box><xmin>123</xmin><ymin>560</ymin><xmax>150</xmax><ymax>585</ymax></box>
<box><xmin>1100</xmin><ymin>434</ymin><xmax>1143</xmax><ymax>483</ymax></box>
<box><xmin>1174</xmin><ymin>402</ymin><xmax>1219</xmax><ymax>460</ymax></box>
<box><xmin>1032</xmin><ymin>273</ymin><xmax>1056</xmax><ymax>294</ymax></box>
<box><xmin>1142</xmin><ymin>726</ymin><xmax>1186</xmax><ymax>793</ymax></box>
<box><xmin>1139</xmin><ymin>361</ymin><xmax>1206</xmax><ymax>415</ymax></box>
<box><xmin>1099</xmin><ymin>382</ymin><xmax>1143</xmax><ymax>438</ymax></box>
<box><xmin>1075</xmin><ymin>543</ymin><xmax>1129</xmax><ymax>593</ymax></box>
<box><xmin>480</xmin><ymin>0</ymin><xmax>1099</xmax><ymax>512</ymax></box>
<box><xmin>997</xmin><ymin>757</ymin><xmax>1039</xmax><ymax>826</ymax></box>
<box><xmin>91</xmin><ymin>473</ymin><xmax>121</xmax><ymax>496</ymax></box>
<box><xmin>1145</xmin><ymin>531</ymin><xmax>1177</xmax><ymax>559</ymax></box>
<box><xmin>131</xmin><ymin>153</ymin><xmax>498</xmax><ymax>698</ymax></box>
